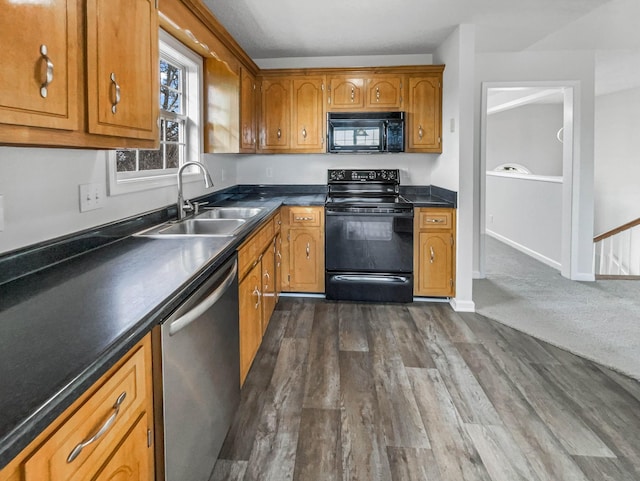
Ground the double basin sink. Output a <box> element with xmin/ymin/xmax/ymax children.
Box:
<box><xmin>137</xmin><ymin>207</ymin><xmax>264</xmax><ymax>238</ymax></box>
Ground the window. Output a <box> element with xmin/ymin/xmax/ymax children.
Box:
<box><xmin>108</xmin><ymin>30</ymin><xmax>203</xmax><ymax>195</ymax></box>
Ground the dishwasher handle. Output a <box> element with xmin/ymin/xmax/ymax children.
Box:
<box><xmin>168</xmin><ymin>259</ymin><xmax>238</xmax><ymax>336</ymax></box>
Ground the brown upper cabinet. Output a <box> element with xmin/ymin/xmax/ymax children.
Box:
<box><xmin>0</xmin><ymin>0</ymin><xmax>159</xmax><ymax>149</ymax></box>
<box><xmin>258</xmin><ymin>74</ymin><xmax>326</xmax><ymax>153</ymax></box>
<box><xmin>0</xmin><ymin>0</ymin><xmax>79</xmax><ymax>131</ymax></box>
<box><xmin>365</xmin><ymin>75</ymin><xmax>403</xmax><ymax>110</ymax></box>
<box><xmin>86</xmin><ymin>0</ymin><xmax>159</xmax><ymax>141</ymax></box>
<box><xmin>406</xmin><ymin>73</ymin><xmax>443</xmax><ymax>153</ymax></box>
<box><xmin>328</xmin><ymin>76</ymin><xmax>364</xmax><ymax>110</ymax></box>
<box><xmin>328</xmin><ymin>74</ymin><xmax>403</xmax><ymax>111</ymax></box>
<box><xmin>240</xmin><ymin>67</ymin><xmax>257</xmax><ymax>152</ymax></box>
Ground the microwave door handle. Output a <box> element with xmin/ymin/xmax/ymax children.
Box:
<box><xmin>382</xmin><ymin>121</ymin><xmax>388</xmax><ymax>152</ymax></box>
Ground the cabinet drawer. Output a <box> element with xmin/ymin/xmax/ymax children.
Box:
<box><xmin>24</xmin><ymin>344</ymin><xmax>149</xmax><ymax>481</ymax></box>
<box><xmin>417</xmin><ymin>209</ymin><xmax>452</xmax><ymax>230</ymax></box>
<box><xmin>287</xmin><ymin>207</ymin><xmax>323</xmax><ymax>227</ymax></box>
<box><xmin>238</xmin><ymin>216</ymin><xmax>276</xmax><ymax>279</ymax></box>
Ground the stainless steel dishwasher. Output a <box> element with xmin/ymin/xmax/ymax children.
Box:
<box><xmin>160</xmin><ymin>255</ymin><xmax>239</xmax><ymax>481</ymax></box>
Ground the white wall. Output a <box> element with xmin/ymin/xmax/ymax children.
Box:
<box><xmin>0</xmin><ymin>147</ymin><xmax>237</xmax><ymax>254</ymax></box>
<box><xmin>486</xmin><ymin>104</ymin><xmax>563</xmax><ymax>175</ymax></box>
<box><xmin>434</xmin><ymin>24</ymin><xmax>476</xmax><ymax>312</ymax></box>
<box><xmin>594</xmin><ymin>86</ymin><xmax>640</xmax><ymax>235</ymax></box>
<box><xmin>474</xmin><ymin>50</ymin><xmax>596</xmax><ymax>281</ymax></box>
<box><xmin>236</xmin><ymin>153</ymin><xmax>433</xmax><ymax>185</ymax></box>
<box><xmin>486</xmin><ymin>173</ymin><xmax>563</xmax><ymax>267</ymax></box>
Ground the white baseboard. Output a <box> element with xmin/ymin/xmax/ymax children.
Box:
<box><xmin>486</xmin><ymin>230</ymin><xmax>561</xmax><ymax>271</ymax></box>
<box><xmin>413</xmin><ymin>297</ymin><xmax>450</xmax><ymax>303</ymax></box>
<box><xmin>450</xmin><ymin>298</ymin><xmax>475</xmax><ymax>312</ymax></box>
<box><xmin>572</xmin><ymin>272</ymin><xmax>596</xmax><ymax>282</ymax></box>
<box><xmin>473</xmin><ymin>270</ymin><xmax>485</xmax><ymax>279</ymax></box>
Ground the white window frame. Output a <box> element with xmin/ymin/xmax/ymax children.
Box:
<box><xmin>107</xmin><ymin>30</ymin><xmax>203</xmax><ymax>196</ymax></box>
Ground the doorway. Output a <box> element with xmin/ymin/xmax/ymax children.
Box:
<box><xmin>479</xmin><ymin>81</ymin><xmax>578</xmax><ymax>280</ymax></box>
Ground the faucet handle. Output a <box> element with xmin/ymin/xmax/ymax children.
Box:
<box><xmin>193</xmin><ymin>201</ymin><xmax>209</xmax><ymax>215</ymax></box>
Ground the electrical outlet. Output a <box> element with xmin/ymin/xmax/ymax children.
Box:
<box><xmin>489</xmin><ymin>214</ymin><xmax>494</xmax><ymax>224</ymax></box>
<box><xmin>0</xmin><ymin>195</ymin><xmax>4</xmax><ymax>231</ymax></box>
<box><xmin>220</xmin><ymin>168</ymin><xmax>225</xmax><ymax>182</ymax></box>
<box><xmin>79</xmin><ymin>183</ymin><xmax>105</xmax><ymax>212</ymax></box>
<box><xmin>266</xmin><ymin>167</ymin><xmax>273</xmax><ymax>178</ymax></box>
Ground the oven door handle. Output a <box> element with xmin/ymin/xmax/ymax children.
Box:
<box><xmin>325</xmin><ymin>209</ymin><xmax>413</xmax><ymax>217</ymax></box>
<box><xmin>333</xmin><ymin>275</ymin><xmax>410</xmax><ymax>284</ymax></box>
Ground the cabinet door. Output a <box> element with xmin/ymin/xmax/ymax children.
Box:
<box><xmin>261</xmin><ymin>244</ymin><xmax>276</xmax><ymax>334</ymax></box>
<box><xmin>92</xmin><ymin>414</ymin><xmax>153</xmax><ymax>481</ymax></box>
<box><xmin>287</xmin><ymin>229</ymin><xmax>325</xmax><ymax>292</ymax></box>
<box><xmin>240</xmin><ymin>68</ymin><xmax>257</xmax><ymax>152</ymax></box>
<box><xmin>365</xmin><ymin>76</ymin><xmax>403</xmax><ymax>110</ymax></box>
<box><xmin>407</xmin><ymin>76</ymin><xmax>442</xmax><ymax>152</ymax></box>
<box><xmin>0</xmin><ymin>0</ymin><xmax>78</xmax><ymax>130</ymax></box>
<box><xmin>416</xmin><ymin>232</ymin><xmax>453</xmax><ymax>296</ymax></box>
<box><xmin>328</xmin><ymin>76</ymin><xmax>364</xmax><ymax>110</ymax></box>
<box><xmin>86</xmin><ymin>0</ymin><xmax>158</xmax><ymax>140</ymax></box>
<box><xmin>239</xmin><ymin>262</ymin><xmax>262</xmax><ymax>385</ymax></box>
<box><xmin>204</xmin><ymin>58</ymin><xmax>239</xmax><ymax>153</ymax></box>
<box><xmin>291</xmin><ymin>77</ymin><xmax>325</xmax><ymax>152</ymax></box>
<box><xmin>259</xmin><ymin>77</ymin><xmax>291</xmax><ymax>150</ymax></box>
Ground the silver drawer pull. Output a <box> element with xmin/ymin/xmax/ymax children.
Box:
<box><xmin>110</xmin><ymin>72</ymin><xmax>121</xmax><ymax>114</ymax></box>
<box><xmin>427</xmin><ymin>218</ymin><xmax>445</xmax><ymax>223</ymax></box>
<box><xmin>295</xmin><ymin>216</ymin><xmax>313</xmax><ymax>221</ymax></box>
<box><xmin>39</xmin><ymin>45</ymin><xmax>54</xmax><ymax>98</ymax></box>
<box><xmin>67</xmin><ymin>392</ymin><xmax>126</xmax><ymax>463</ymax></box>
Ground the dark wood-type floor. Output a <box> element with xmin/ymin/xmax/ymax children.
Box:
<box><xmin>211</xmin><ymin>298</ymin><xmax>640</xmax><ymax>481</ymax></box>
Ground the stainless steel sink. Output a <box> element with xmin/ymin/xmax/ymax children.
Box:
<box><xmin>137</xmin><ymin>218</ymin><xmax>246</xmax><ymax>237</ymax></box>
<box><xmin>196</xmin><ymin>207</ymin><xmax>264</xmax><ymax>220</ymax></box>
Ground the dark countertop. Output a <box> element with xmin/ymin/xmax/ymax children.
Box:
<box><xmin>0</xmin><ymin>187</ymin><xmax>452</xmax><ymax>468</ymax></box>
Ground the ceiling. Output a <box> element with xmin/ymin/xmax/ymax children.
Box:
<box><xmin>202</xmin><ymin>0</ymin><xmax>640</xmax><ymax>59</ymax></box>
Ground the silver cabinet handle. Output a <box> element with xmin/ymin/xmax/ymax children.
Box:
<box><xmin>39</xmin><ymin>44</ymin><xmax>54</xmax><ymax>98</ymax></box>
<box><xmin>253</xmin><ymin>287</ymin><xmax>261</xmax><ymax>309</ymax></box>
<box><xmin>295</xmin><ymin>216</ymin><xmax>313</xmax><ymax>221</ymax></box>
<box><xmin>277</xmin><ymin>128</ymin><xmax>281</xmax><ymax>139</ymax></box>
<box><xmin>418</xmin><ymin>125</ymin><xmax>424</xmax><ymax>139</ymax></box>
<box><xmin>306</xmin><ymin>242</ymin><xmax>310</xmax><ymax>259</ymax></box>
<box><xmin>110</xmin><ymin>72</ymin><xmax>121</xmax><ymax>114</ymax></box>
<box><xmin>350</xmin><ymin>87</ymin><xmax>355</xmax><ymax>101</ymax></box>
<box><xmin>427</xmin><ymin>218</ymin><xmax>445</xmax><ymax>224</ymax></box>
<box><xmin>264</xmin><ymin>271</ymin><xmax>270</xmax><ymax>281</ymax></box>
<box><xmin>277</xmin><ymin>251</ymin><xmax>282</xmax><ymax>260</ymax></box>
<box><xmin>302</xmin><ymin>127</ymin><xmax>307</xmax><ymax>139</ymax></box>
<box><xmin>67</xmin><ymin>392</ymin><xmax>126</xmax><ymax>463</ymax></box>
<box><xmin>430</xmin><ymin>246</ymin><xmax>435</xmax><ymax>264</ymax></box>
<box><xmin>168</xmin><ymin>261</ymin><xmax>237</xmax><ymax>336</ymax></box>
<box><xmin>376</xmin><ymin>86</ymin><xmax>380</xmax><ymax>102</ymax></box>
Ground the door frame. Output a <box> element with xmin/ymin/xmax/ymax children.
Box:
<box><xmin>478</xmin><ymin>81</ymin><xmax>581</xmax><ymax>280</ymax></box>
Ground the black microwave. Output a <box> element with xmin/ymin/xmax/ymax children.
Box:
<box><xmin>327</xmin><ymin>111</ymin><xmax>405</xmax><ymax>153</ymax></box>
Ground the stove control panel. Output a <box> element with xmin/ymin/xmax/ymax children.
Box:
<box><xmin>328</xmin><ymin>169</ymin><xmax>399</xmax><ymax>183</ymax></box>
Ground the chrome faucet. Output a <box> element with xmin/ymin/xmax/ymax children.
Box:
<box><xmin>177</xmin><ymin>161</ymin><xmax>214</xmax><ymax>220</ymax></box>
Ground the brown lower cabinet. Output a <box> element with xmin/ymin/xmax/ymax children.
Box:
<box><xmin>237</xmin><ymin>211</ymin><xmax>281</xmax><ymax>385</ymax></box>
<box><xmin>281</xmin><ymin>206</ymin><xmax>325</xmax><ymax>293</ymax></box>
<box><xmin>0</xmin><ymin>335</ymin><xmax>154</xmax><ymax>481</ymax></box>
<box><xmin>414</xmin><ymin>207</ymin><xmax>456</xmax><ymax>297</ymax></box>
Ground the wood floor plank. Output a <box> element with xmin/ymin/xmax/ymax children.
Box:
<box><xmin>406</xmin><ymin>368</ymin><xmax>493</xmax><ymax>481</ymax></box>
<box><xmin>284</xmin><ymin>298</ymin><xmax>315</xmax><ymax>339</ymax></box>
<box><xmin>385</xmin><ymin>305</ymin><xmax>436</xmax><ymax>368</ymax></box>
<box><xmin>209</xmin><ymin>460</ymin><xmax>247</xmax><ymax>481</ymax></box>
<box><xmin>456</xmin><ymin>342</ymin><xmax>591</xmax><ymax>481</ymax></box>
<box><xmin>303</xmin><ymin>302</ymin><xmax>341</xmax><ymax>409</ymax></box>
<box><xmin>366</xmin><ymin>305</ymin><xmax>431</xmax><ymax>449</ymax></box>
<box><xmin>387</xmin><ymin>447</ymin><xmax>444</xmax><ymax>481</ymax></box>
<box><xmin>338</xmin><ymin>302</ymin><xmax>370</xmax><ymax>352</ymax></box>
<box><xmin>572</xmin><ymin>455</ymin><xmax>640</xmax><ymax>481</ymax></box>
<box><xmin>218</xmin><ymin>309</ymin><xmax>290</xmax><ymax>460</ymax></box>
<box><xmin>597</xmin><ymin>366</ymin><xmax>640</xmax><ymax>404</ymax></box>
<box><xmin>243</xmin><ymin>338</ymin><xmax>309</xmax><ymax>481</ymax></box>
<box><xmin>465</xmin><ymin>423</ymin><xmax>543</xmax><ymax>481</ymax></box>
<box><xmin>408</xmin><ymin>305</ymin><xmax>503</xmax><ymax>426</ymax></box>
<box><xmin>431</xmin><ymin>303</ymin><xmax>480</xmax><ymax>344</ymax></box>
<box><xmin>479</xmin><ymin>339</ymin><xmax>616</xmax><ymax>458</ymax></box>
<box><xmin>292</xmin><ymin>408</ymin><xmax>342</xmax><ymax>481</ymax></box>
<box><xmin>339</xmin><ymin>350</ymin><xmax>392</xmax><ymax>481</ymax></box>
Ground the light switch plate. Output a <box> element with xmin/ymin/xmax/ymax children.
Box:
<box><xmin>79</xmin><ymin>183</ymin><xmax>105</xmax><ymax>212</ymax></box>
<box><xmin>0</xmin><ymin>195</ymin><xmax>4</xmax><ymax>231</ymax></box>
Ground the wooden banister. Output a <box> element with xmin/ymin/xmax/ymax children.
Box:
<box><xmin>594</xmin><ymin>217</ymin><xmax>640</xmax><ymax>243</ymax></box>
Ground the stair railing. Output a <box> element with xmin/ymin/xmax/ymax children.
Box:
<box><xmin>593</xmin><ymin>217</ymin><xmax>640</xmax><ymax>278</ymax></box>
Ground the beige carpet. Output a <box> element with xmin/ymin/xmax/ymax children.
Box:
<box><xmin>474</xmin><ymin>236</ymin><xmax>640</xmax><ymax>380</ymax></box>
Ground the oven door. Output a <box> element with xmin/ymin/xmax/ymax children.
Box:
<box><xmin>325</xmin><ymin>209</ymin><xmax>413</xmax><ymax>273</ymax></box>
